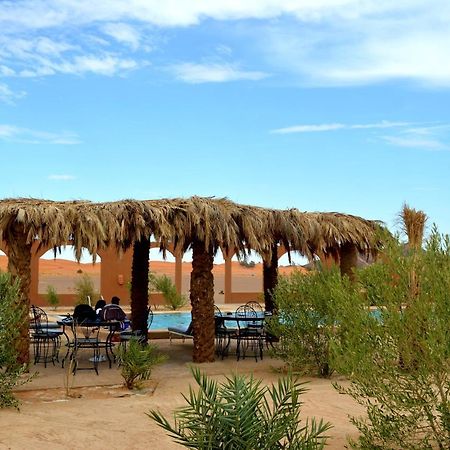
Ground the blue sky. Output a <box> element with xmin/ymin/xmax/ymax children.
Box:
<box><xmin>1</xmin><ymin>0</ymin><xmax>450</xmax><ymax>238</ymax></box>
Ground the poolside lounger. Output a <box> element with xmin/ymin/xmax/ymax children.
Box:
<box><xmin>168</xmin><ymin>322</ymin><xmax>193</xmax><ymax>343</ymax></box>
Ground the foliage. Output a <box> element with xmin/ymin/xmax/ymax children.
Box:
<box><xmin>116</xmin><ymin>339</ymin><xmax>166</xmax><ymax>389</ymax></box>
<box><xmin>73</xmin><ymin>273</ymin><xmax>98</xmax><ymax>306</ymax></box>
<box><xmin>149</xmin><ymin>273</ymin><xmax>187</xmax><ymax>310</ymax></box>
<box><xmin>268</xmin><ymin>268</ymin><xmax>351</xmax><ymax>377</ymax></box>
<box><xmin>239</xmin><ymin>259</ymin><xmax>256</xmax><ymax>268</ymax></box>
<box><xmin>331</xmin><ymin>228</ymin><xmax>450</xmax><ymax>449</ymax></box>
<box><xmin>45</xmin><ymin>284</ymin><xmax>59</xmax><ymax>310</ymax></box>
<box><xmin>0</xmin><ymin>271</ymin><xmax>31</xmax><ymax>408</ymax></box>
<box><xmin>149</xmin><ymin>367</ymin><xmax>331</xmax><ymax>449</ymax></box>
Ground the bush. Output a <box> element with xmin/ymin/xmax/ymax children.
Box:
<box><xmin>268</xmin><ymin>268</ymin><xmax>351</xmax><ymax>377</ymax></box>
<box><xmin>149</xmin><ymin>273</ymin><xmax>187</xmax><ymax>310</ymax></box>
<box><xmin>117</xmin><ymin>339</ymin><xmax>166</xmax><ymax>389</ymax></box>
<box><xmin>45</xmin><ymin>284</ymin><xmax>59</xmax><ymax>310</ymax></box>
<box><xmin>0</xmin><ymin>272</ymin><xmax>31</xmax><ymax>408</ymax></box>
<box><xmin>331</xmin><ymin>229</ymin><xmax>450</xmax><ymax>449</ymax></box>
<box><xmin>73</xmin><ymin>273</ymin><xmax>98</xmax><ymax>305</ymax></box>
<box><xmin>149</xmin><ymin>367</ymin><xmax>331</xmax><ymax>449</ymax></box>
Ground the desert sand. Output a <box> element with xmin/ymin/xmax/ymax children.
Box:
<box><xmin>1</xmin><ymin>336</ymin><xmax>364</xmax><ymax>450</ymax></box>
<box><xmin>0</xmin><ymin>255</ymin><xmax>304</xmax><ymax>299</ymax></box>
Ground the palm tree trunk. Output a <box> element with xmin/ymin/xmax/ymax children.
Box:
<box><xmin>190</xmin><ymin>240</ymin><xmax>215</xmax><ymax>363</ymax></box>
<box><xmin>263</xmin><ymin>244</ymin><xmax>278</xmax><ymax>313</ymax></box>
<box><xmin>7</xmin><ymin>224</ymin><xmax>32</xmax><ymax>364</ymax></box>
<box><xmin>130</xmin><ymin>237</ymin><xmax>150</xmax><ymax>341</ymax></box>
<box><xmin>339</xmin><ymin>242</ymin><xmax>358</xmax><ymax>280</ymax></box>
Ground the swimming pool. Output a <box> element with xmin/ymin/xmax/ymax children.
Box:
<box><xmin>150</xmin><ymin>312</ymin><xmax>192</xmax><ymax>330</ymax></box>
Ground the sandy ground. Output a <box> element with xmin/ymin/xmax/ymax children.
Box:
<box><xmin>1</xmin><ymin>336</ymin><xmax>364</xmax><ymax>450</ymax></box>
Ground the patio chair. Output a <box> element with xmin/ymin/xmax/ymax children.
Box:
<box><xmin>69</xmin><ymin>318</ymin><xmax>101</xmax><ymax>375</ymax></box>
<box><xmin>120</xmin><ymin>306</ymin><xmax>153</xmax><ymax>349</ymax></box>
<box><xmin>234</xmin><ymin>304</ymin><xmax>265</xmax><ymax>362</ymax></box>
<box><xmin>246</xmin><ymin>300</ymin><xmax>264</xmax><ymax>313</ymax></box>
<box><xmin>29</xmin><ymin>305</ymin><xmax>64</xmax><ymax>367</ymax></box>
<box><xmin>168</xmin><ymin>321</ymin><xmax>193</xmax><ymax>343</ymax></box>
<box><xmin>214</xmin><ymin>305</ymin><xmax>235</xmax><ymax>359</ymax></box>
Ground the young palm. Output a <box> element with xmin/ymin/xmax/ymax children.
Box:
<box><xmin>148</xmin><ymin>367</ymin><xmax>331</xmax><ymax>449</ymax></box>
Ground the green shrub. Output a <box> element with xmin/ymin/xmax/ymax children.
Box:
<box><xmin>117</xmin><ymin>339</ymin><xmax>166</xmax><ymax>389</ymax></box>
<box><xmin>331</xmin><ymin>229</ymin><xmax>450</xmax><ymax>449</ymax></box>
<box><xmin>45</xmin><ymin>284</ymin><xmax>59</xmax><ymax>310</ymax></box>
<box><xmin>0</xmin><ymin>272</ymin><xmax>31</xmax><ymax>408</ymax></box>
<box><xmin>268</xmin><ymin>268</ymin><xmax>351</xmax><ymax>377</ymax></box>
<box><xmin>149</xmin><ymin>367</ymin><xmax>331</xmax><ymax>449</ymax></box>
<box><xmin>73</xmin><ymin>273</ymin><xmax>98</xmax><ymax>306</ymax></box>
<box><xmin>149</xmin><ymin>273</ymin><xmax>187</xmax><ymax>310</ymax></box>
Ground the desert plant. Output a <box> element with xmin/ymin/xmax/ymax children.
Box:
<box><xmin>268</xmin><ymin>268</ymin><xmax>350</xmax><ymax>377</ymax></box>
<box><xmin>331</xmin><ymin>227</ymin><xmax>450</xmax><ymax>449</ymax></box>
<box><xmin>73</xmin><ymin>273</ymin><xmax>98</xmax><ymax>306</ymax></box>
<box><xmin>149</xmin><ymin>273</ymin><xmax>187</xmax><ymax>310</ymax></box>
<box><xmin>0</xmin><ymin>271</ymin><xmax>32</xmax><ymax>408</ymax></box>
<box><xmin>149</xmin><ymin>367</ymin><xmax>331</xmax><ymax>449</ymax></box>
<box><xmin>45</xmin><ymin>284</ymin><xmax>59</xmax><ymax>310</ymax></box>
<box><xmin>116</xmin><ymin>339</ymin><xmax>166</xmax><ymax>389</ymax></box>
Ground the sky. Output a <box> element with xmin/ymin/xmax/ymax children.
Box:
<box><xmin>1</xmin><ymin>0</ymin><xmax>450</xmax><ymax>243</ymax></box>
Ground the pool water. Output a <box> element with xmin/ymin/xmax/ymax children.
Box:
<box><xmin>150</xmin><ymin>312</ymin><xmax>192</xmax><ymax>330</ymax></box>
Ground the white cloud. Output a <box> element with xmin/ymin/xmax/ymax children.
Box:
<box><xmin>48</xmin><ymin>174</ymin><xmax>76</xmax><ymax>181</ymax></box>
<box><xmin>102</xmin><ymin>23</ymin><xmax>141</xmax><ymax>50</ymax></box>
<box><xmin>171</xmin><ymin>62</ymin><xmax>268</xmax><ymax>83</ymax></box>
<box><xmin>382</xmin><ymin>135</ymin><xmax>447</xmax><ymax>150</ymax></box>
<box><xmin>0</xmin><ymin>83</ymin><xmax>26</xmax><ymax>104</ymax></box>
<box><xmin>0</xmin><ymin>124</ymin><xmax>80</xmax><ymax>145</ymax></box>
<box><xmin>271</xmin><ymin>121</ymin><xmax>410</xmax><ymax>134</ymax></box>
<box><xmin>0</xmin><ymin>1</ymin><xmax>450</xmax><ymax>87</ymax></box>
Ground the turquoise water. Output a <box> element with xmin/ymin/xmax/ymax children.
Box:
<box><xmin>150</xmin><ymin>312</ymin><xmax>192</xmax><ymax>330</ymax></box>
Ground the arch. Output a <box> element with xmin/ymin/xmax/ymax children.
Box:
<box><xmin>36</xmin><ymin>245</ymin><xmax>101</xmax><ymax>307</ymax></box>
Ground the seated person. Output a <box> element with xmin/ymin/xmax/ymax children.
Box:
<box><xmin>101</xmin><ymin>296</ymin><xmax>127</xmax><ymax>322</ymax></box>
<box><xmin>73</xmin><ymin>303</ymin><xmax>96</xmax><ymax>323</ymax></box>
<box><xmin>94</xmin><ymin>299</ymin><xmax>106</xmax><ymax>319</ymax></box>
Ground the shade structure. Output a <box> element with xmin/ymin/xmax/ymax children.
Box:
<box><xmin>0</xmin><ymin>196</ymin><xmax>383</xmax><ymax>363</ymax></box>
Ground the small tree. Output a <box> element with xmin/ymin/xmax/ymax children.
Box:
<box><xmin>331</xmin><ymin>228</ymin><xmax>450</xmax><ymax>449</ymax></box>
<box><xmin>0</xmin><ymin>272</ymin><xmax>31</xmax><ymax>408</ymax></box>
<box><xmin>149</xmin><ymin>273</ymin><xmax>187</xmax><ymax>310</ymax></box>
<box><xmin>268</xmin><ymin>268</ymin><xmax>350</xmax><ymax>377</ymax></box>
<box><xmin>45</xmin><ymin>284</ymin><xmax>59</xmax><ymax>310</ymax></box>
<box><xmin>73</xmin><ymin>273</ymin><xmax>98</xmax><ymax>305</ymax></box>
<box><xmin>149</xmin><ymin>367</ymin><xmax>331</xmax><ymax>449</ymax></box>
<box><xmin>116</xmin><ymin>339</ymin><xmax>166</xmax><ymax>389</ymax></box>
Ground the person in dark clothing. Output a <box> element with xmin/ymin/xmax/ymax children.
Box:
<box><xmin>101</xmin><ymin>296</ymin><xmax>127</xmax><ymax>322</ymax></box>
<box><xmin>94</xmin><ymin>299</ymin><xmax>106</xmax><ymax>319</ymax></box>
<box><xmin>73</xmin><ymin>303</ymin><xmax>96</xmax><ymax>323</ymax></box>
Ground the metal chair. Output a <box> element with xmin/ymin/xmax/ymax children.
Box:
<box><xmin>29</xmin><ymin>305</ymin><xmax>63</xmax><ymax>367</ymax></box>
<box><xmin>69</xmin><ymin>319</ymin><xmax>101</xmax><ymax>375</ymax></box>
<box><xmin>120</xmin><ymin>306</ymin><xmax>152</xmax><ymax>350</ymax></box>
<box><xmin>214</xmin><ymin>305</ymin><xmax>234</xmax><ymax>358</ymax></box>
<box><xmin>246</xmin><ymin>301</ymin><xmax>264</xmax><ymax>313</ymax></box>
<box><xmin>235</xmin><ymin>304</ymin><xmax>265</xmax><ymax>361</ymax></box>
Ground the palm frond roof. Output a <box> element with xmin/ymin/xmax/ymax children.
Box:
<box><xmin>0</xmin><ymin>197</ymin><xmax>383</xmax><ymax>260</ymax></box>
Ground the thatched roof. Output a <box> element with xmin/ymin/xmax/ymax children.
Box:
<box><xmin>0</xmin><ymin>197</ymin><xmax>383</xmax><ymax>261</ymax></box>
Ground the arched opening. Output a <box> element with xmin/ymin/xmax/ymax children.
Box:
<box><xmin>181</xmin><ymin>249</ymin><xmax>193</xmax><ymax>296</ymax></box>
<box><xmin>0</xmin><ymin>249</ymin><xmax>7</xmax><ymax>272</ymax></box>
<box><xmin>230</xmin><ymin>250</ymin><xmax>263</xmax><ymax>303</ymax></box>
<box><xmin>212</xmin><ymin>248</ymin><xmax>225</xmax><ymax>305</ymax></box>
<box><xmin>278</xmin><ymin>251</ymin><xmax>309</xmax><ymax>276</ymax></box>
<box><xmin>38</xmin><ymin>246</ymin><xmax>101</xmax><ymax>306</ymax></box>
<box><xmin>148</xmin><ymin>245</ymin><xmax>177</xmax><ymax>307</ymax></box>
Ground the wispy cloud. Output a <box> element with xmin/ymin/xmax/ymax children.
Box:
<box><xmin>101</xmin><ymin>23</ymin><xmax>141</xmax><ymax>51</ymax></box>
<box><xmin>271</xmin><ymin>120</ymin><xmax>449</xmax><ymax>151</ymax></box>
<box><xmin>0</xmin><ymin>1</ymin><xmax>450</xmax><ymax>87</ymax></box>
<box><xmin>171</xmin><ymin>62</ymin><xmax>268</xmax><ymax>83</ymax></box>
<box><xmin>0</xmin><ymin>124</ymin><xmax>80</xmax><ymax>144</ymax></box>
<box><xmin>0</xmin><ymin>82</ymin><xmax>26</xmax><ymax>104</ymax></box>
<box><xmin>271</xmin><ymin>120</ymin><xmax>410</xmax><ymax>134</ymax></box>
<box><xmin>48</xmin><ymin>174</ymin><xmax>76</xmax><ymax>181</ymax></box>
